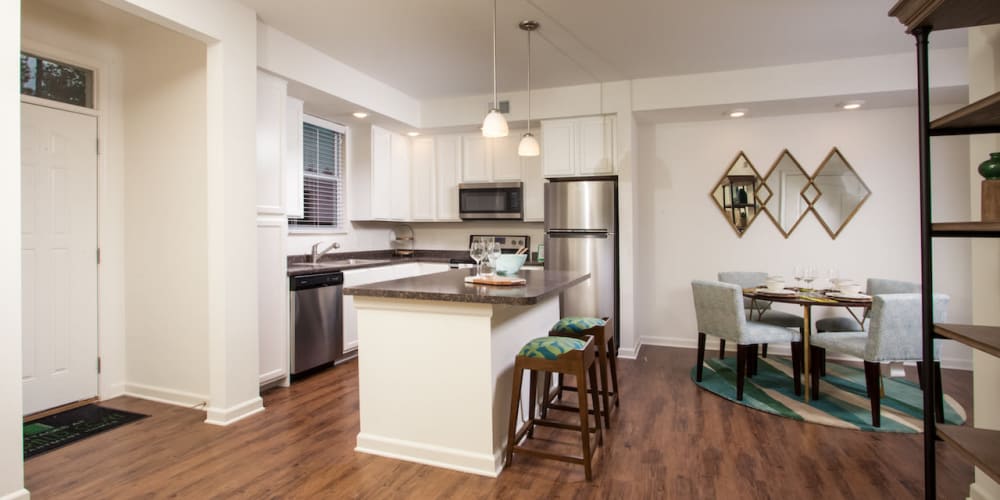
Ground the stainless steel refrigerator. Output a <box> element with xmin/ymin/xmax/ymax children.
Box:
<box><xmin>544</xmin><ymin>178</ymin><xmax>619</xmax><ymax>345</ymax></box>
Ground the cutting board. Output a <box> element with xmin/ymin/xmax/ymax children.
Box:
<box><xmin>463</xmin><ymin>275</ymin><xmax>527</xmax><ymax>286</ymax></box>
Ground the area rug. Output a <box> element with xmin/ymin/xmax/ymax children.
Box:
<box><xmin>691</xmin><ymin>356</ymin><xmax>966</xmax><ymax>433</ymax></box>
<box><xmin>24</xmin><ymin>405</ymin><xmax>148</xmax><ymax>459</ymax></box>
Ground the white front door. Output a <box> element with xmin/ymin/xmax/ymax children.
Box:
<box><xmin>21</xmin><ymin>102</ymin><xmax>99</xmax><ymax>415</ymax></box>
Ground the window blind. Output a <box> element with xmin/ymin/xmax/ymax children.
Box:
<box><xmin>289</xmin><ymin>121</ymin><xmax>345</xmax><ymax>230</ymax></box>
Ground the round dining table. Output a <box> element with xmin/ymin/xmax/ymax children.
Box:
<box><xmin>743</xmin><ymin>287</ymin><xmax>872</xmax><ymax>401</ymax></box>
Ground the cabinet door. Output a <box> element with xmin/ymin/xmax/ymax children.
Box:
<box><xmin>491</xmin><ymin>133</ymin><xmax>522</xmax><ymax>181</ymax></box>
<box><xmin>256</xmin><ymin>72</ymin><xmax>287</xmax><ymax>215</ymax></box>
<box><xmin>410</xmin><ymin>137</ymin><xmax>435</xmax><ymax>220</ymax></box>
<box><xmin>462</xmin><ymin>135</ymin><xmax>491</xmax><ymax>182</ymax></box>
<box><xmin>521</xmin><ymin>154</ymin><xmax>544</xmax><ymax>221</ymax></box>
<box><xmin>370</xmin><ymin>125</ymin><xmax>392</xmax><ymax>220</ymax></box>
<box><xmin>577</xmin><ymin>116</ymin><xmax>612</xmax><ymax>175</ymax></box>
<box><xmin>342</xmin><ymin>268</ymin><xmax>380</xmax><ymax>354</ymax></box>
<box><xmin>284</xmin><ymin>96</ymin><xmax>304</xmax><ymax>218</ymax></box>
<box><xmin>390</xmin><ymin>133</ymin><xmax>411</xmax><ymax>220</ymax></box>
<box><xmin>541</xmin><ymin>119</ymin><xmax>576</xmax><ymax>177</ymax></box>
<box><xmin>435</xmin><ymin>135</ymin><xmax>462</xmax><ymax>221</ymax></box>
<box><xmin>258</xmin><ymin>218</ymin><xmax>287</xmax><ymax>384</ymax></box>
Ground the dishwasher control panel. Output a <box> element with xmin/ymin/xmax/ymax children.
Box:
<box><xmin>290</xmin><ymin>271</ymin><xmax>344</xmax><ymax>291</ymax></box>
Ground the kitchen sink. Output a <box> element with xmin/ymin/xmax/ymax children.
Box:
<box><xmin>325</xmin><ymin>258</ymin><xmax>389</xmax><ymax>266</ymax></box>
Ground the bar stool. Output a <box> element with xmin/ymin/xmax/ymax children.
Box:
<box><xmin>544</xmin><ymin>317</ymin><xmax>620</xmax><ymax>428</ymax></box>
<box><xmin>505</xmin><ymin>336</ymin><xmax>603</xmax><ymax>480</ymax></box>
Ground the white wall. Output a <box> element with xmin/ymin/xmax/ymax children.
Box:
<box><xmin>635</xmin><ymin>106</ymin><xmax>973</xmax><ymax>368</ymax></box>
<box><xmin>121</xmin><ymin>22</ymin><xmax>211</xmax><ymax>404</ymax></box>
<box><xmin>1</xmin><ymin>0</ymin><xmax>27</xmax><ymax>496</ymax></box>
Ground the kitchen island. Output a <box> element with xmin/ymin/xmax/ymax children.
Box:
<box><xmin>344</xmin><ymin>268</ymin><xmax>589</xmax><ymax>477</ymax></box>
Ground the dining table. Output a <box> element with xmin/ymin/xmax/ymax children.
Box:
<box><xmin>743</xmin><ymin>287</ymin><xmax>873</xmax><ymax>402</ymax></box>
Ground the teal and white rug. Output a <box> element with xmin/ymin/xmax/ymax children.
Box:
<box><xmin>691</xmin><ymin>356</ymin><xmax>966</xmax><ymax>433</ymax></box>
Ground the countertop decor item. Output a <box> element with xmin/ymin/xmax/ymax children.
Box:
<box><xmin>977</xmin><ymin>152</ymin><xmax>1000</xmax><ymax>180</ymax></box>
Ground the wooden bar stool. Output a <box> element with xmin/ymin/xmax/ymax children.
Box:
<box><xmin>543</xmin><ymin>317</ymin><xmax>620</xmax><ymax>428</ymax></box>
<box><xmin>505</xmin><ymin>336</ymin><xmax>603</xmax><ymax>480</ymax></box>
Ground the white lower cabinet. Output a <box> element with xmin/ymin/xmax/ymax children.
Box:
<box><xmin>257</xmin><ymin>217</ymin><xmax>288</xmax><ymax>386</ymax></box>
<box><xmin>342</xmin><ymin>262</ymin><xmax>450</xmax><ymax>355</ymax></box>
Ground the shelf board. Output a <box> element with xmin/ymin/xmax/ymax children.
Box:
<box><xmin>929</xmin><ymin>91</ymin><xmax>1000</xmax><ymax>136</ymax></box>
<box><xmin>934</xmin><ymin>324</ymin><xmax>1000</xmax><ymax>358</ymax></box>
<box><xmin>937</xmin><ymin>425</ymin><xmax>1000</xmax><ymax>486</ymax></box>
<box><xmin>890</xmin><ymin>0</ymin><xmax>1000</xmax><ymax>33</ymax></box>
<box><xmin>931</xmin><ymin>222</ymin><xmax>1000</xmax><ymax>237</ymax></box>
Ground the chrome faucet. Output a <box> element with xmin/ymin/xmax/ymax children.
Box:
<box><xmin>311</xmin><ymin>241</ymin><xmax>341</xmax><ymax>263</ymax></box>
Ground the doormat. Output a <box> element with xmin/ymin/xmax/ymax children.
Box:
<box><xmin>24</xmin><ymin>404</ymin><xmax>148</xmax><ymax>459</ymax></box>
<box><xmin>691</xmin><ymin>356</ymin><xmax>966</xmax><ymax>433</ymax></box>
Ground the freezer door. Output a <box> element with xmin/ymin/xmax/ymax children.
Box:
<box><xmin>544</xmin><ymin>180</ymin><xmax>616</xmax><ymax>232</ymax></box>
<box><xmin>545</xmin><ymin>232</ymin><xmax>615</xmax><ymax>321</ymax></box>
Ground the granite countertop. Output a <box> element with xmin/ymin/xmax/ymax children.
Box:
<box><xmin>287</xmin><ymin>249</ymin><xmax>543</xmax><ymax>277</ymax></box>
<box><xmin>343</xmin><ymin>269</ymin><xmax>589</xmax><ymax>306</ymax></box>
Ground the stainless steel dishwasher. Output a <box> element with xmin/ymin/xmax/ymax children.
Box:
<box><xmin>289</xmin><ymin>271</ymin><xmax>344</xmax><ymax>375</ymax></box>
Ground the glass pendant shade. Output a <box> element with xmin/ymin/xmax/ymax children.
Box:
<box><xmin>482</xmin><ymin>109</ymin><xmax>509</xmax><ymax>138</ymax></box>
<box><xmin>518</xmin><ymin>132</ymin><xmax>540</xmax><ymax>156</ymax></box>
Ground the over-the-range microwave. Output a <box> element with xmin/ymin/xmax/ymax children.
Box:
<box><xmin>458</xmin><ymin>182</ymin><xmax>523</xmax><ymax>220</ymax></box>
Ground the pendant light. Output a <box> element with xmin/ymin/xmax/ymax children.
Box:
<box><xmin>517</xmin><ymin>20</ymin><xmax>540</xmax><ymax>157</ymax></box>
<box><xmin>481</xmin><ymin>0</ymin><xmax>509</xmax><ymax>137</ymax></box>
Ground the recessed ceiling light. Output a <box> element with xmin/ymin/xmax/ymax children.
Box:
<box><xmin>407</xmin><ymin>132</ymin><xmax>420</xmax><ymax>137</ymax></box>
<box><xmin>352</xmin><ymin>112</ymin><xmax>369</xmax><ymax>119</ymax></box>
<box><xmin>727</xmin><ymin>109</ymin><xmax>748</xmax><ymax>118</ymax></box>
<box><xmin>840</xmin><ymin>101</ymin><xmax>864</xmax><ymax>110</ymax></box>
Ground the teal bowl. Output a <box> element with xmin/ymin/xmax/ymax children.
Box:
<box><xmin>494</xmin><ymin>254</ymin><xmax>528</xmax><ymax>275</ymax></box>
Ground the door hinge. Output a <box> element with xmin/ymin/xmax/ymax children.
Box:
<box><xmin>97</xmin><ymin>248</ymin><xmax>101</xmax><ymax>264</ymax></box>
<box><xmin>97</xmin><ymin>357</ymin><xmax>101</xmax><ymax>374</ymax></box>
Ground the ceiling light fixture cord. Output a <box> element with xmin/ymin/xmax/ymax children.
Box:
<box><xmin>527</xmin><ymin>26</ymin><xmax>531</xmax><ymax>131</ymax></box>
<box><xmin>492</xmin><ymin>0</ymin><xmax>498</xmax><ymax>108</ymax></box>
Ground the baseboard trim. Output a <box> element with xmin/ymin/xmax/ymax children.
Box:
<box><xmin>123</xmin><ymin>382</ymin><xmax>209</xmax><ymax>408</ymax></box>
<box><xmin>205</xmin><ymin>397</ymin><xmax>265</xmax><ymax>426</ymax></box>
<box><xmin>355</xmin><ymin>432</ymin><xmax>500</xmax><ymax>477</ymax></box>
<box><xmin>617</xmin><ymin>343</ymin><xmax>641</xmax><ymax>359</ymax></box>
<box><xmin>0</xmin><ymin>488</ymin><xmax>30</xmax><ymax>500</ymax></box>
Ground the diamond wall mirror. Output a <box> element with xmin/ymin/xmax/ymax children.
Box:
<box><xmin>759</xmin><ymin>150</ymin><xmax>812</xmax><ymax>238</ymax></box>
<box><xmin>811</xmin><ymin>148</ymin><xmax>871</xmax><ymax>239</ymax></box>
<box><xmin>711</xmin><ymin>152</ymin><xmax>763</xmax><ymax>237</ymax></box>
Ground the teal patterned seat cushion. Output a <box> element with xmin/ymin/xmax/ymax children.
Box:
<box><xmin>550</xmin><ymin>317</ymin><xmax>606</xmax><ymax>333</ymax></box>
<box><xmin>519</xmin><ymin>336</ymin><xmax>586</xmax><ymax>359</ymax></box>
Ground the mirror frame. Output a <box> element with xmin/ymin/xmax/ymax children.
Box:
<box><xmin>810</xmin><ymin>147</ymin><xmax>871</xmax><ymax>239</ymax></box>
<box><xmin>759</xmin><ymin>149</ymin><xmax>812</xmax><ymax>238</ymax></box>
<box><xmin>710</xmin><ymin>151</ymin><xmax>764</xmax><ymax>238</ymax></box>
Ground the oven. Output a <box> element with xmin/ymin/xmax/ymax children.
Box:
<box><xmin>459</xmin><ymin>182</ymin><xmax>523</xmax><ymax>220</ymax></box>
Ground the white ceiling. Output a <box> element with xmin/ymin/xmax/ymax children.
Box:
<box><xmin>241</xmin><ymin>0</ymin><xmax>967</xmax><ymax>100</ymax></box>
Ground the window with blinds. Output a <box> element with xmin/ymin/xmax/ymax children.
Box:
<box><xmin>289</xmin><ymin>119</ymin><xmax>345</xmax><ymax>231</ymax></box>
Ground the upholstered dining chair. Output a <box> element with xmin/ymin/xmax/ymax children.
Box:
<box><xmin>717</xmin><ymin>271</ymin><xmax>804</xmax><ymax>362</ymax></box>
<box><xmin>692</xmin><ymin>280</ymin><xmax>804</xmax><ymax>400</ymax></box>
<box><xmin>814</xmin><ymin>278</ymin><xmax>922</xmax><ymax>333</ymax></box>
<box><xmin>809</xmin><ymin>293</ymin><xmax>949</xmax><ymax>427</ymax></box>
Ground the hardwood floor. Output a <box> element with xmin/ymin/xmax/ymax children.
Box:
<box><xmin>24</xmin><ymin>346</ymin><xmax>974</xmax><ymax>499</ymax></box>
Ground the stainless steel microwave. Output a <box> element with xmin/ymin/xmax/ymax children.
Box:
<box><xmin>459</xmin><ymin>182</ymin><xmax>523</xmax><ymax>220</ymax></box>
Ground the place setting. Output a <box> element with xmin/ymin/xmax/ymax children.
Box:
<box><xmin>463</xmin><ymin>238</ymin><xmax>529</xmax><ymax>286</ymax></box>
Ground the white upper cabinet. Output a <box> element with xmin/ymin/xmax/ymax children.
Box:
<box><xmin>370</xmin><ymin>125</ymin><xmax>392</xmax><ymax>220</ymax></box>
<box><xmin>255</xmin><ymin>72</ymin><xmax>287</xmax><ymax>215</ymax></box>
<box><xmin>462</xmin><ymin>135</ymin><xmax>491</xmax><ymax>182</ymax></box>
<box><xmin>435</xmin><ymin>135</ymin><xmax>462</xmax><ymax>221</ymax></box>
<box><xmin>283</xmin><ymin>96</ymin><xmax>304</xmax><ymax>218</ymax></box>
<box><xmin>491</xmin><ymin>134</ymin><xmax>522</xmax><ymax>181</ymax></box>
<box><xmin>410</xmin><ymin>137</ymin><xmax>436</xmax><ymax>221</ymax></box>
<box><xmin>389</xmin><ymin>132</ymin><xmax>411</xmax><ymax>221</ymax></box>
<box><xmin>541</xmin><ymin>116</ymin><xmax>616</xmax><ymax>178</ymax></box>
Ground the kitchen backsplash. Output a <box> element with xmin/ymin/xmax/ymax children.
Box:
<box><xmin>286</xmin><ymin>221</ymin><xmax>544</xmax><ymax>256</ymax></box>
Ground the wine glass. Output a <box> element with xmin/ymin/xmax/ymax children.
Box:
<box><xmin>792</xmin><ymin>266</ymin><xmax>804</xmax><ymax>289</ymax></box>
<box><xmin>826</xmin><ymin>268</ymin><xmax>839</xmax><ymax>290</ymax></box>
<box><xmin>486</xmin><ymin>241</ymin><xmax>502</xmax><ymax>276</ymax></box>
<box><xmin>469</xmin><ymin>239</ymin><xmax>486</xmax><ymax>277</ymax></box>
<box><xmin>802</xmin><ymin>266</ymin><xmax>817</xmax><ymax>291</ymax></box>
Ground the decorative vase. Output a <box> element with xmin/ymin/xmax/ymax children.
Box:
<box><xmin>978</xmin><ymin>152</ymin><xmax>1000</xmax><ymax>180</ymax></box>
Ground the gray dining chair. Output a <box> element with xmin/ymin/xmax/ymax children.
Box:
<box><xmin>814</xmin><ymin>278</ymin><xmax>921</xmax><ymax>333</ymax></box>
<box><xmin>692</xmin><ymin>280</ymin><xmax>804</xmax><ymax>400</ymax></box>
<box><xmin>809</xmin><ymin>292</ymin><xmax>949</xmax><ymax>427</ymax></box>
<box><xmin>717</xmin><ymin>271</ymin><xmax>803</xmax><ymax>362</ymax></box>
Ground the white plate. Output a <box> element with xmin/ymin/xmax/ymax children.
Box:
<box><xmin>756</xmin><ymin>288</ymin><xmax>797</xmax><ymax>296</ymax></box>
<box><xmin>826</xmin><ymin>291</ymin><xmax>871</xmax><ymax>300</ymax></box>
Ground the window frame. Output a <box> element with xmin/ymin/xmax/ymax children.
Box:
<box><xmin>288</xmin><ymin>114</ymin><xmax>348</xmax><ymax>235</ymax></box>
<box><xmin>20</xmin><ymin>50</ymin><xmax>96</xmax><ymax>110</ymax></box>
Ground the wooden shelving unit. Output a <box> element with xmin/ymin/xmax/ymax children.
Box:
<box><xmin>889</xmin><ymin>0</ymin><xmax>1000</xmax><ymax>497</ymax></box>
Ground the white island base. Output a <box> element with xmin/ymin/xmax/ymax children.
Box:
<box><xmin>353</xmin><ymin>294</ymin><xmax>559</xmax><ymax>477</ymax></box>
